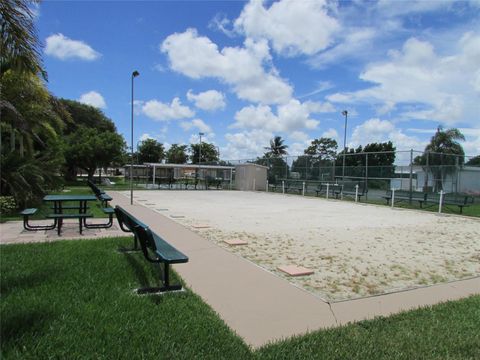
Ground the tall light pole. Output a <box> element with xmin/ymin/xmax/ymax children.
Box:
<box><xmin>130</xmin><ymin>70</ymin><xmax>140</xmax><ymax>205</ymax></box>
<box><xmin>198</xmin><ymin>132</ymin><xmax>204</xmax><ymax>165</ymax></box>
<box><xmin>341</xmin><ymin>110</ymin><xmax>348</xmax><ymax>183</ymax></box>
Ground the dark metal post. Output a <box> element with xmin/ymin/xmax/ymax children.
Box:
<box><xmin>409</xmin><ymin>149</ymin><xmax>413</xmax><ymax>204</ymax></box>
<box><xmin>342</xmin><ymin>110</ymin><xmax>348</xmax><ymax>182</ymax></box>
<box><xmin>130</xmin><ymin>70</ymin><xmax>140</xmax><ymax>205</ymax></box>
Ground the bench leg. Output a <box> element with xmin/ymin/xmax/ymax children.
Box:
<box><xmin>57</xmin><ymin>218</ymin><xmax>63</xmax><ymax>236</ymax></box>
<box><xmin>23</xmin><ymin>216</ymin><xmax>57</xmax><ymax>231</ymax></box>
<box><xmin>79</xmin><ymin>218</ymin><xmax>83</xmax><ymax>234</ymax></box>
<box><xmin>84</xmin><ymin>214</ymin><xmax>113</xmax><ymax>229</ymax></box>
<box><xmin>135</xmin><ymin>263</ymin><xmax>183</xmax><ymax>294</ymax></box>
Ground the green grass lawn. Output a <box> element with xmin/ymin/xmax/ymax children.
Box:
<box><xmin>2</xmin><ymin>237</ymin><xmax>479</xmax><ymax>359</ymax></box>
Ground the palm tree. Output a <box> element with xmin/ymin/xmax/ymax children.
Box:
<box><xmin>416</xmin><ymin>127</ymin><xmax>465</xmax><ymax>191</ymax></box>
<box><xmin>0</xmin><ymin>0</ymin><xmax>45</xmax><ymax>78</ymax></box>
<box><xmin>265</xmin><ymin>136</ymin><xmax>288</xmax><ymax>157</ymax></box>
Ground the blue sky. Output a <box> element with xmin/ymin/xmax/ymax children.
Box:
<box><xmin>36</xmin><ymin>0</ymin><xmax>480</xmax><ymax>161</ymax></box>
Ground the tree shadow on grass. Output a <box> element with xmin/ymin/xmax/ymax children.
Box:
<box><xmin>122</xmin><ymin>253</ymin><xmax>186</xmax><ymax>305</ymax></box>
<box><xmin>1</xmin><ymin>269</ymin><xmax>58</xmax><ymax>297</ymax></box>
<box><xmin>1</xmin><ymin>308</ymin><xmax>54</xmax><ymax>345</ymax></box>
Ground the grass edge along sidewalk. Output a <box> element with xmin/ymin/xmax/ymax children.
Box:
<box><xmin>2</xmin><ymin>237</ymin><xmax>479</xmax><ymax>359</ymax></box>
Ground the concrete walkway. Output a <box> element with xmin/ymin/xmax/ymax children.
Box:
<box><xmin>110</xmin><ymin>192</ymin><xmax>480</xmax><ymax>348</ymax></box>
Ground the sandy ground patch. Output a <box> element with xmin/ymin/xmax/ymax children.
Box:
<box><xmin>126</xmin><ymin>190</ymin><xmax>480</xmax><ymax>301</ymax></box>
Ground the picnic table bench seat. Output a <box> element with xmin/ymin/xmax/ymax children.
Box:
<box><xmin>84</xmin><ymin>207</ymin><xmax>115</xmax><ymax>229</ymax></box>
<box><xmin>21</xmin><ymin>208</ymin><xmax>57</xmax><ymax>231</ymax></box>
<box><xmin>47</xmin><ymin>213</ymin><xmax>93</xmax><ymax>235</ymax></box>
<box><xmin>115</xmin><ymin>206</ymin><xmax>189</xmax><ymax>293</ymax></box>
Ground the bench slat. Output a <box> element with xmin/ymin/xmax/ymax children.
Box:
<box><xmin>47</xmin><ymin>213</ymin><xmax>93</xmax><ymax>219</ymax></box>
<box><xmin>21</xmin><ymin>208</ymin><xmax>37</xmax><ymax>216</ymax></box>
<box><xmin>152</xmin><ymin>232</ymin><xmax>189</xmax><ymax>264</ymax></box>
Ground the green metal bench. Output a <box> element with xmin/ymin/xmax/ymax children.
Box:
<box><xmin>383</xmin><ymin>190</ymin><xmax>427</xmax><ymax>207</ymax></box>
<box><xmin>87</xmin><ymin>179</ymin><xmax>113</xmax><ymax>206</ymax></box>
<box><xmin>285</xmin><ymin>181</ymin><xmax>303</xmax><ymax>194</ymax></box>
<box><xmin>115</xmin><ymin>206</ymin><xmax>189</xmax><ymax>294</ymax></box>
<box><xmin>46</xmin><ymin>213</ymin><xmax>93</xmax><ymax>235</ymax></box>
<box><xmin>340</xmin><ymin>182</ymin><xmax>367</xmax><ymax>201</ymax></box>
<box><xmin>425</xmin><ymin>193</ymin><xmax>474</xmax><ymax>214</ymax></box>
<box><xmin>114</xmin><ymin>206</ymin><xmax>148</xmax><ymax>252</ymax></box>
<box><xmin>21</xmin><ymin>208</ymin><xmax>56</xmax><ymax>231</ymax></box>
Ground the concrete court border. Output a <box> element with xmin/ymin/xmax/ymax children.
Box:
<box><xmin>110</xmin><ymin>191</ymin><xmax>480</xmax><ymax>348</ymax></box>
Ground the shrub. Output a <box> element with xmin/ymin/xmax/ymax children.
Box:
<box><xmin>0</xmin><ymin>196</ymin><xmax>17</xmax><ymax>215</ymax></box>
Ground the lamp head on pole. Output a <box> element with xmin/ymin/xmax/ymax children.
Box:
<box><xmin>132</xmin><ymin>70</ymin><xmax>140</xmax><ymax>78</ymax></box>
<box><xmin>342</xmin><ymin>110</ymin><xmax>348</xmax><ymax>117</ymax></box>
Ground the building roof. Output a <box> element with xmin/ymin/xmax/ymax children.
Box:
<box><xmin>144</xmin><ymin>163</ymin><xmax>235</xmax><ymax>170</ymax></box>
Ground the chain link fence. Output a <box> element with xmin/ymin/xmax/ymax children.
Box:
<box><xmin>223</xmin><ymin>150</ymin><xmax>480</xmax><ymax>200</ymax></box>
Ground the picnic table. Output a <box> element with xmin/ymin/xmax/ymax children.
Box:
<box><xmin>43</xmin><ymin>194</ymin><xmax>98</xmax><ymax>214</ymax></box>
<box><xmin>43</xmin><ymin>194</ymin><xmax>98</xmax><ymax>235</ymax></box>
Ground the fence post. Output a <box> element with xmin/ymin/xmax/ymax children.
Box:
<box><xmin>365</xmin><ymin>153</ymin><xmax>369</xmax><ymax>201</ymax></box>
<box><xmin>438</xmin><ymin>190</ymin><xmax>444</xmax><ymax>214</ymax></box>
<box><xmin>455</xmin><ymin>155</ymin><xmax>460</xmax><ymax>193</ymax></box>
<box><xmin>326</xmin><ymin>183</ymin><xmax>330</xmax><ymax>199</ymax></box>
<box><xmin>425</xmin><ymin>151</ymin><xmax>429</xmax><ymax>192</ymax></box>
<box><xmin>391</xmin><ymin>188</ymin><xmax>395</xmax><ymax>208</ymax></box>
<box><xmin>409</xmin><ymin>149</ymin><xmax>414</xmax><ymax>204</ymax></box>
<box><xmin>355</xmin><ymin>184</ymin><xmax>359</xmax><ymax>203</ymax></box>
<box><xmin>282</xmin><ymin>180</ymin><xmax>285</xmax><ymax>194</ymax></box>
<box><xmin>302</xmin><ymin>181</ymin><xmax>305</xmax><ymax>196</ymax></box>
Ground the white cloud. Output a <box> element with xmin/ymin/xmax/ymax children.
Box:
<box><xmin>290</xmin><ymin>131</ymin><xmax>309</xmax><ymax>142</ymax></box>
<box><xmin>208</xmin><ymin>13</ymin><xmax>236</xmax><ymax>37</ymax></box>
<box><xmin>232</xmin><ymin>99</ymin><xmax>321</xmax><ymax>133</ymax></box>
<box><xmin>350</xmin><ymin>118</ymin><xmax>426</xmax><ymax>151</ymax></box>
<box><xmin>187</xmin><ymin>90</ymin><xmax>226</xmax><ymax>111</ymax></box>
<box><xmin>138</xmin><ymin>127</ymin><xmax>168</xmax><ymax>143</ymax></box>
<box><xmin>223</xmin><ymin>129</ymin><xmax>273</xmax><ymax>160</ymax></box>
<box><xmin>141</xmin><ymin>98</ymin><xmax>194</xmax><ymax>121</ymax></box>
<box><xmin>161</xmin><ymin>28</ymin><xmax>292</xmax><ymax>104</ymax></box>
<box><xmin>322</xmin><ymin>128</ymin><xmax>339</xmax><ymax>140</ymax></box>
<box><xmin>299</xmin><ymin>81</ymin><xmax>334</xmax><ymax>98</ymax></box>
<box><xmin>45</xmin><ymin>33</ymin><xmax>100</xmax><ymax>61</ymax></box>
<box><xmin>234</xmin><ymin>0</ymin><xmax>339</xmax><ymax>56</ymax></box>
<box><xmin>78</xmin><ymin>91</ymin><xmax>106</xmax><ymax>109</ymax></box>
<box><xmin>327</xmin><ymin>33</ymin><xmax>480</xmax><ymax>126</ymax></box>
<box><xmin>188</xmin><ymin>132</ymin><xmax>215</xmax><ymax>145</ymax></box>
<box><xmin>308</xmin><ymin>28</ymin><xmax>376</xmax><ymax>69</ymax></box>
<box><xmin>180</xmin><ymin>118</ymin><xmax>212</xmax><ymax>133</ymax></box>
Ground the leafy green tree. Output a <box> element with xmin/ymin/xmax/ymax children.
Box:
<box><xmin>137</xmin><ymin>138</ymin><xmax>164</xmax><ymax>164</ymax></box>
<box><xmin>64</xmin><ymin>127</ymin><xmax>126</xmax><ymax>180</ymax></box>
<box><xmin>190</xmin><ymin>142</ymin><xmax>219</xmax><ymax>164</ymax></box>
<box><xmin>465</xmin><ymin>155</ymin><xmax>480</xmax><ymax>166</ymax></box>
<box><xmin>58</xmin><ymin>100</ymin><xmax>123</xmax><ymax>180</ymax></box>
<box><xmin>59</xmin><ymin>99</ymin><xmax>115</xmax><ymax>135</ymax></box>
<box><xmin>304</xmin><ymin>137</ymin><xmax>337</xmax><ymax>160</ymax></box>
<box><xmin>414</xmin><ymin>127</ymin><xmax>465</xmax><ymax>191</ymax></box>
<box><xmin>256</xmin><ymin>155</ymin><xmax>289</xmax><ymax>184</ymax></box>
<box><xmin>297</xmin><ymin>137</ymin><xmax>338</xmax><ymax>180</ymax></box>
<box><xmin>265</xmin><ymin>136</ymin><xmax>288</xmax><ymax>157</ymax></box>
<box><xmin>166</xmin><ymin>144</ymin><xmax>188</xmax><ymax>164</ymax></box>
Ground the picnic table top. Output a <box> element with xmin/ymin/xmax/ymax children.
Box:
<box><xmin>43</xmin><ymin>194</ymin><xmax>98</xmax><ymax>202</ymax></box>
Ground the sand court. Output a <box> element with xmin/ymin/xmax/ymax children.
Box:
<box><xmin>126</xmin><ymin>190</ymin><xmax>480</xmax><ymax>301</ymax></box>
